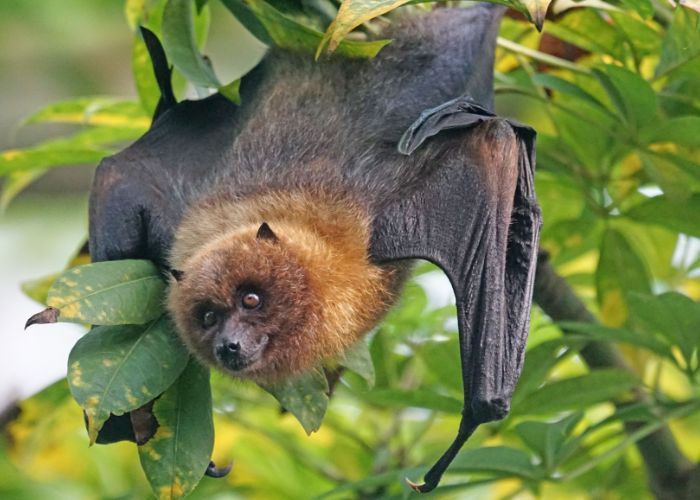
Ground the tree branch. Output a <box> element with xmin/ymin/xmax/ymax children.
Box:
<box><xmin>533</xmin><ymin>255</ymin><xmax>700</xmax><ymax>500</ymax></box>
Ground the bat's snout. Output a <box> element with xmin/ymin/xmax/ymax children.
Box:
<box><xmin>214</xmin><ymin>331</ymin><xmax>268</xmax><ymax>373</ymax></box>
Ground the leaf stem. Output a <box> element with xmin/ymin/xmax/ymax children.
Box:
<box><xmin>496</xmin><ymin>37</ymin><xmax>592</xmax><ymax>75</ymax></box>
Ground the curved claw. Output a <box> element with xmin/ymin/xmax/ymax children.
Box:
<box><xmin>25</xmin><ymin>307</ymin><xmax>59</xmax><ymax>329</ymax></box>
<box><xmin>405</xmin><ymin>477</ymin><xmax>435</xmax><ymax>493</ymax></box>
<box><xmin>405</xmin><ymin>477</ymin><xmax>423</xmax><ymax>492</ymax></box>
<box><xmin>205</xmin><ymin>460</ymin><xmax>233</xmax><ymax>478</ymax></box>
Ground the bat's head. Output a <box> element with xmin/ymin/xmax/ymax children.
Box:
<box><xmin>167</xmin><ymin>222</ymin><xmax>321</xmax><ymax>382</ymax></box>
<box><xmin>167</xmin><ymin>191</ymin><xmax>404</xmax><ymax>383</ymax></box>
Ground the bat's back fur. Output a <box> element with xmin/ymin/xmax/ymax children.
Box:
<box><xmin>170</xmin><ymin>5</ymin><xmax>503</xmax><ymax>211</ymax></box>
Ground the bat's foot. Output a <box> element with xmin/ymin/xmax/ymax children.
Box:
<box><xmin>206</xmin><ymin>460</ymin><xmax>233</xmax><ymax>478</ymax></box>
<box><xmin>405</xmin><ymin>477</ymin><xmax>436</xmax><ymax>493</ymax></box>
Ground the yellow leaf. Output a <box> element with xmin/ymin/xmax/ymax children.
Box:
<box><xmin>518</xmin><ymin>0</ymin><xmax>551</xmax><ymax>31</ymax></box>
<box><xmin>318</xmin><ymin>0</ymin><xmax>410</xmax><ymax>56</ymax></box>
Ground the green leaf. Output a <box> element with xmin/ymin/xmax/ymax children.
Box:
<box><xmin>624</xmin><ymin>194</ymin><xmax>700</xmax><ymax>237</ymax></box>
<box><xmin>596</xmin><ymin>227</ymin><xmax>650</xmax><ymax>326</ymax></box>
<box><xmin>218</xmin><ymin>78</ymin><xmax>241</xmax><ymax>104</ymax></box>
<box><xmin>559</xmin><ymin>321</ymin><xmax>672</xmax><ymax>359</ymax></box>
<box><xmin>608</xmin><ymin>9</ymin><xmax>661</xmax><ymax>57</ymax></box>
<box><xmin>545</xmin><ymin>102</ymin><xmax>619</xmax><ymax>172</ymax></box>
<box><xmin>360</xmin><ymin>388</ymin><xmax>462</xmax><ymax>413</ymax></box>
<box><xmin>219</xmin><ymin>0</ymin><xmax>273</xmax><ymax>45</ymax></box>
<box><xmin>231</xmin><ymin>0</ymin><xmax>389</xmax><ymax>58</ymax></box>
<box><xmin>339</xmin><ymin>339</ymin><xmax>375</xmax><ymax>387</ymax></box>
<box><xmin>318</xmin><ymin>467</ymin><xmax>424</xmax><ymax>498</ymax></box>
<box><xmin>619</xmin><ymin>0</ymin><xmax>653</xmax><ymax>18</ymax></box>
<box><xmin>0</xmin><ymin>170</ymin><xmax>46</xmax><ymax>211</ymax></box>
<box><xmin>67</xmin><ymin>317</ymin><xmax>190</xmax><ymax>444</ymax></box>
<box><xmin>531</xmin><ymin>73</ymin><xmax>612</xmax><ymax>115</ymax></box>
<box><xmin>595</xmin><ymin>402</ymin><xmax>659</xmax><ymax>427</ymax></box>
<box><xmin>138</xmin><ymin>359</ymin><xmax>213</xmax><ymax>500</ymax></box>
<box><xmin>641</xmin><ymin>116</ymin><xmax>700</xmax><ymax>147</ymax></box>
<box><xmin>514</xmin><ymin>412</ymin><xmax>583</xmax><ymax>470</ymax></box>
<box><xmin>418</xmin><ymin>338</ymin><xmax>462</xmax><ymax>394</ymax></box>
<box><xmin>261</xmin><ymin>367</ymin><xmax>329</xmax><ymax>434</ymax></box>
<box><xmin>46</xmin><ymin>260</ymin><xmax>166</xmax><ymax>325</ymax></box>
<box><xmin>23</xmin><ymin>98</ymin><xmax>150</xmax><ymax>129</ymax></box>
<box><xmin>593</xmin><ymin>65</ymin><xmax>657</xmax><ymax>131</ymax></box>
<box><xmin>512</xmin><ymin>369</ymin><xmax>638</xmax><ymax>416</ymax></box>
<box><xmin>544</xmin><ymin>8</ymin><xmax>625</xmax><ymax>61</ymax></box>
<box><xmin>129</xmin><ymin>0</ymin><xmax>169</xmax><ymax>114</ymax></box>
<box><xmin>21</xmin><ymin>273</ymin><xmax>59</xmax><ymax>305</ymax></box>
<box><xmin>0</xmin><ymin>122</ymin><xmax>142</xmax><ymax>177</ymax></box>
<box><xmin>628</xmin><ymin>292</ymin><xmax>700</xmax><ymax>371</ymax></box>
<box><xmin>512</xmin><ymin>337</ymin><xmax>586</xmax><ymax>408</ymax></box>
<box><xmin>450</xmin><ymin>446</ymin><xmax>544</xmax><ymax>480</ymax></box>
<box><xmin>21</xmin><ymin>244</ymin><xmax>91</xmax><ymax>305</ymax></box>
<box><xmin>125</xmin><ymin>0</ymin><xmax>166</xmax><ymax>30</ymax></box>
<box><xmin>162</xmin><ymin>0</ymin><xmax>219</xmax><ymax>88</ymax></box>
<box><xmin>655</xmin><ymin>7</ymin><xmax>700</xmax><ymax>79</ymax></box>
<box><xmin>639</xmin><ymin>153</ymin><xmax>697</xmax><ymax>201</ymax></box>
<box><xmin>0</xmin><ymin>146</ymin><xmax>109</xmax><ymax>176</ymax></box>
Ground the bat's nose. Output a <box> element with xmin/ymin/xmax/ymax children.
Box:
<box><xmin>214</xmin><ymin>332</ymin><xmax>268</xmax><ymax>373</ymax></box>
<box><xmin>215</xmin><ymin>341</ymin><xmax>246</xmax><ymax>370</ymax></box>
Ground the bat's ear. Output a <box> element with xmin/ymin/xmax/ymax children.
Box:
<box><xmin>170</xmin><ymin>269</ymin><xmax>185</xmax><ymax>282</ymax></box>
<box><xmin>256</xmin><ymin>222</ymin><xmax>279</xmax><ymax>242</ymax></box>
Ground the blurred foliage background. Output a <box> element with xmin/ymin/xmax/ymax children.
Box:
<box><xmin>1</xmin><ymin>0</ymin><xmax>700</xmax><ymax>499</ymax></box>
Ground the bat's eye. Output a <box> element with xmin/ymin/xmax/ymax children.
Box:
<box><xmin>201</xmin><ymin>310</ymin><xmax>219</xmax><ymax>329</ymax></box>
<box><xmin>241</xmin><ymin>292</ymin><xmax>261</xmax><ymax>310</ymax></box>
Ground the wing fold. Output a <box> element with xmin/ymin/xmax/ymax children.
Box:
<box><xmin>370</xmin><ymin>98</ymin><xmax>541</xmax><ymax>491</ymax></box>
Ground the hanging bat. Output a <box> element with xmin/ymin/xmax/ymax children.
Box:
<box><xmin>89</xmin><ymin>4</ymin><xmax>540</xmax><ymax>492</ymax></box>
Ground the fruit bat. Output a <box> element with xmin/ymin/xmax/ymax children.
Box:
<box><xmin>88</xmin><ymin>4</ymin><xmax>540</xmax><ymax>492</ymax></box>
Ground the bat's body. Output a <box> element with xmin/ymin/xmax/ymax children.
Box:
<box><xmin>91</xmin><ymin>6</ymin><xmax>502</xmax><ymax>263</ymax></box>
<box><xmin>89</xmin><ymin>4</ymin><xmax>541</xmax><ymax>491</ymax></box>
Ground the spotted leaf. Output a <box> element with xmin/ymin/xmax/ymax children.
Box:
<box><xmin>67</xmin><ymin>317</ymin><xmax>189</xmax><ymax>445</ymax></box>
<box><xmin>45</xmin><ymin>260</ymin><xmax>166</xmax><ymax>326</ymax></box>
<box><xmin>261</xmin><ymin>367</ymin><xmax>329</xmax><ymax>435</ymax></box>
<box><xmin>138</xmin><ymin>359</ymin><xmax>213</xmax><ymax>500</ymax></box>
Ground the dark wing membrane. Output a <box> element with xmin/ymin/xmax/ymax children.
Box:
<box><xmin>89</xmin><ymin>93</ymin><xmax>238</xmax><ymax>266</ymax></box>
<box><xmin>87</xmin><ymin>32</ymin><xmax>238</xmax><ymax>444</ymax></box>
<box><xmin>90</xmin><ymin>28</ymin><xmax>239</xmax><ymax>266</ymax></box>
<box><xmin>370</xmin><ymin>98</ymin><xmax>541</xmax><ymax>491</ymax></box>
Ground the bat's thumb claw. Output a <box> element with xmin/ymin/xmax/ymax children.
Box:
<box><xmin>405</xmin><ymin>477</ymin><xmax>431</xmax><ymax>493</ymax></box>
<box><xmin>25</xmin><ymin>307</ymin><xmax>59</xmax><ymax>329</ymax></box>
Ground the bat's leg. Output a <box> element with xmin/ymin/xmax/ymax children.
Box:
<box><xmin>406</xmin><ymin>410</ymin><xmax>478</xmax><ymax>492</ymax></box>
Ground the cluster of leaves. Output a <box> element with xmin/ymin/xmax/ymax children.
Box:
<box><xmin>23</xmin><ymin>257</ymin><xmax>374</xmax><ymax>498</ymax></box>
<box><xmin>3</xmin><ymin>0</ymin><xmax>700</xmax><ymax>499</ymax></box>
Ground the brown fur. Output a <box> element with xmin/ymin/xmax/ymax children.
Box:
<box><xmin>167</xmin><ymin>188</ymin><xmax>403</xmax><ymax>383</ymax></box>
